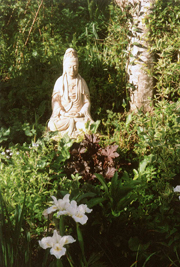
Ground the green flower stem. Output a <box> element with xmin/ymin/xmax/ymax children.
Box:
<box><xmin>76</xmin><ymin>223</ymin><xmax>87</xmax><ymax>267</ymax></box>
<box><xmin>59</xmin><ymin>216</ymin><xmax>65</xmax><ymax>236</ymax></box>
<box><xmin>56</xmin><ymin>259</ymin><xmax>63</xmax><ymax>267</ymax></box>
<box><xmin>66</xmin><ymin>253</ymin><xmax>74</xmax><ymax>267</ymax></box>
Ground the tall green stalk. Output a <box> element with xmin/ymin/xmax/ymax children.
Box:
<box><xmin>0</xmin><ymin>191</ymin><xmax>31</xmax><ymax>266</ymax></box>
<box><xmin>76</xmin><ymin>223</ymin><xmax>87</xmax><ymax>267</ymax></box>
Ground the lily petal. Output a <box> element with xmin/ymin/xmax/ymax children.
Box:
<box><xmin>51</xmin><ymin>196</ymin><xmax>58</xmax><ymax>205</ymax></box>
<box><xmin>52</xmin><ymin>230</ymin><xmax>62</xmax><ymax>243</ymax></box>
<box><xmin>72</xmin><ymin>214</ymin><xmax>88</xmax><ymax>225</ymax></box>
<box><xmin>39</xmin><ymin>236</ymin><xmax>53</xmax><ymax>249</ymax></box>
<box><xmin>50</xmin><ymin>245</ymin><xmax>66</xmax><ymax>259</ymax></box>
<box><xmin>61</xmin><ymin>235</ymin><xmax>76</xmax><ymax>246</ymax></box>
<box><xmin>46</xmin><ymin>205</ymin><xmax>58</xmax><ymax>214</ymax></box>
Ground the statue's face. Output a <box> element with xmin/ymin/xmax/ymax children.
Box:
<box><xmin>66</xmin><ymin>59</ymin><xmax>78</xmax><ymax>78</ymax></box>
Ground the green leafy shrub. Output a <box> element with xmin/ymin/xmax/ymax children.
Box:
<box><xmin>147</xmin><ymin>0</ymin><xmax>180</xmax><ymax>102</ymax></box>
<box><xmin>0</xmin><ymin>192</ymin><xmax>31</xmax><ymax>267</ymax></box>
<box><xmin>103</xmin><ymin>100</ymin><xmax>180</xmax><ymax>176</ymax></box>
<box><xmin>0</xmin><ymin>134</ymin><xmax>73</xmax><ymax>235</ymax></box>
<box><xmin>101</xmin><ymin>100</ymin><xmax>180</xmax><ymax>265</ymax></box>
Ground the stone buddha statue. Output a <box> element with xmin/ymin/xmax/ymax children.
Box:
<box><xmin>48</xmin><ymin>48</ymin><xmax>93</xmax><ymax>137</ymax></box>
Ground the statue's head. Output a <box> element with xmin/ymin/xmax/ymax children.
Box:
<box><xmin>63</xmin><ymin>48</ymin><xmax>79</xmax><ymax>78</ymax></box>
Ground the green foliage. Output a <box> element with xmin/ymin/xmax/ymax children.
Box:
<box><xmin>147</xmin><ymin>0</ymin><xmax>180</xmax><ymax>101</ymax></box>
<box><xmin>0</xmin><ymin>0</ymin><xmax>131</xmax><ymax>142</ymax></box>
<box><xmin>1</xmin><ymin>101</ymin><xmax>180</xmax><ymax>265</ymax></box>
<box><xmin>0</xmin><ymin>134</ymin><xmax>73</xmax><ymax>235</ymax></box>
<box><xmin>101</xmin><ymin>100</ymin><xmax>180</xmax><ymax>266</ymax></box>
<box><xmin>0</xmin><ymin>127</ymin><xmax>10</xmax><ymax>144</ymax></box>
<box><xmin>38</xmin><ymin>171</ymin><xmax>138</xmax><ymax>266</ymax></box>
<box><xmin>0</xmin><ymin>192</ymin><xmax>31</xmax><ymax>267</ymax></box>
<box><xmin>95</xmin><ymin>172</ymin><xmax>138</xmax><ymax>217</ymax></box>
<box><xmin>0</xmin><ymin>0</ymin><xmax>115</xmax><ymax>142</ymax></box>
<box><xmin>103</xmin><ymin>100</ymin><xmax>180</xmax><ymax>177</ymax></box>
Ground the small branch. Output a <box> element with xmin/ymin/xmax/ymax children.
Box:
<box><xmin>24</xmin><ymin>0</ymin><xmax>31</xmax><ymax>15</ymax></box>
<box><xmin>6</xmin><ymin>7</ymin><xmax>15</xmax><ymax>26</ymax></box>
<box><xmin>24</xmin><ymin>0</ymin><xmax>43</xmax><ymax>46</ymax></box>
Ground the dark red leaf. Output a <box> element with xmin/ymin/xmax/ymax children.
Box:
<box><xmin>105</xmin><ymin>166</ymin><xmax>116</xmax><ymax>179</ymax></box>
<box><xmin>101</xmin><ymin>145</ymin><xmax>119</xmax><ymax>164</ymax></box>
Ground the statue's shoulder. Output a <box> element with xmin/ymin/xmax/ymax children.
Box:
<box><xmin>53</xmin><ymin>75</ymin><xmax>63</xmax><ymax>94</ymax></box>
<box><xmin>79</xmin><ymin>75</ymin><xmax>89</xmax><ymax>94</ymax></box>
<box><xmin>79</xmin><ymin>75</ymin><xmax>86</xmax><ymax>84</ymax></box>
<box><xmin>54</xmin><ymin>75</ymin><xmax>63</xmax><ymax>87</ymax></box>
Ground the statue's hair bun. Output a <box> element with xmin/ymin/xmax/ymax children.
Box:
<box><xmin>64</xmin><ymin>48</ymin><xmax>78</xmax><ymax>62</ymax></box>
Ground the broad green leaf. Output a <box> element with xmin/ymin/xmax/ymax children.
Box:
<box><xmin>95</xmin><ymin>173</ymin><xmax>108</xmax><ymax>194</ymax></box>
<box><xmin>133</xmin><ymin>169</ymin><xmax>139</xmax><ymax>180</ymax></box>
<box><xmin>110</xmin><ymin>172</ymin><xmax>118</xmax><ymax>197</ymax></box>
<box><xmin>77</xmin><ymin>192</ymin><xmax>97</xmax><ymax>202</ymax></box>
<box><xmin>87</xmin><ymin>197</ymin><xmax>106</xmax><ymax>208</ymax></box>
<box><xmin>126</xmin><ymin>113</ymin><xmax>132</xmax><ymax>128</ymax></box>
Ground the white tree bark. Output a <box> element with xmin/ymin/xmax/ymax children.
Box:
<box><xmin>115</xmin><ymin>0</ymin><xmax>155</xmax><ymax>112</ymax></box>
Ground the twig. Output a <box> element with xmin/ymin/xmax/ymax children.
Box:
<box><xmin>24</xmin><ymin>0</ymin><xmax>31</xmax><ymax>15</ymax></box>
<box><xmin>6</xmin><ymin>6</ymin><xmax>15</xmax><ymax>26</ymax></box>
<box><xmin>24</xmin><ymin>0</ymin><xmax>43</xmax><ymax>46</ymax></box>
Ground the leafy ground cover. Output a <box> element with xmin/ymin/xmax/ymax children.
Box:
<box><xmin>1</xmin><ymin>102</ymin><xmax>180</xmax><ymax>266</ymax></box>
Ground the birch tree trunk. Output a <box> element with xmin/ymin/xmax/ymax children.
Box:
<box><xmin>115</xmin><ymin>0</ymin><xmax>155</xmax><ymax>112</ymax></box>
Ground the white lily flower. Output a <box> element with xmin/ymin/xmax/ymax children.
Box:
<box><xmin>39</xmin><ymin>230</ymin><xmax>76</xmax><ymax>259</ymax></box>
<box><xmin>45</xmin><ymin>194</ymin><xmax>70</xmax><ymax>215</ymax></box>
<box><xmin>72</xmin><ymin>210</ymin><xmax>88</xmax><ymax>225</ymax></box>
<box><xmin>72</xmin><ymin>203</ymin><xmax>91</xmax><ymax>225</ymax></box>
<box><xmin>44</xmin><ymin>194</ymin><xmax>92</xmax><ymax>225</ymax></box>
<box><xmin>57</xmin><ymin>200</ymin><xmax>92</xmax><ymax>225</ymax></box>
<box><xmin>174</xmin><ymin>185</ymin><xmax>180</xmax><ymax>193</ymax></box>
<box><xmin>57</xmin><ymin>200</ymin><xmax>76</xmax><ymax>217</ymax></box>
